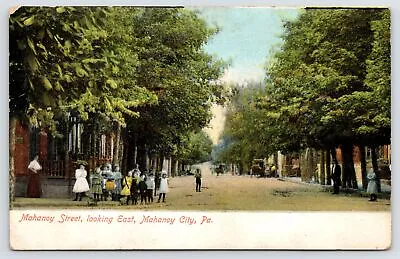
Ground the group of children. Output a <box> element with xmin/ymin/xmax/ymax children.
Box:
<box><xmin>88</xmin><ymin>164</ymin><xmax>169</xmax><ymax>205</ymax></box>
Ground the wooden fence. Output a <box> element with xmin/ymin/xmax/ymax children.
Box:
<box><xmin>41</xmin><ymin>157</ymin><xmax>112</xmax><ymax>179</ymax></box>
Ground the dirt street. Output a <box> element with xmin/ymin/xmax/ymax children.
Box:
<box><xmin>163</xmin><ymin>162</ymin><xmax>390</xmax><ymax>211</ymax></box>
<box><xmin>13</xmin><ymin>162</ymin><xmax>390</xmax><ymax>211</ymax></box>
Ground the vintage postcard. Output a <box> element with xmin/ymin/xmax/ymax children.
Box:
<box><xmin>9</xmin><ymin>4</ymin><xmax>391</xmax><ymax>250</ymax></box>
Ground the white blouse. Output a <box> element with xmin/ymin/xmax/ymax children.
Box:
<box><xmin>28</xmin><ymin>160</ymin><xmax>42</xmax><ymax>172</ymax></box>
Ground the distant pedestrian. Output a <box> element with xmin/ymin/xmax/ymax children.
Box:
<box><xmin>146</xmin><ymin>173</ymin><xmax>155</xmax><ymax>203</ymax></box>
<box><xmin>367</xmin><ymin>167</ymin><xmax>378</xmax><ymax>201</ymax></box>
<box><xmin>157</xmin><ymin>171</ymin><xmax>169</xmax><ymax>203</ymax></box>
<box><xmin>27</xmin><ymin>154</ymin><xmax>42</xmax><ymax>198</ymax></box>
<box><xmin>73</xmin><ymin>163</ymin><xmax>90</xmax><ymax>201</ymax></box>
<box><xmin>271</xmin><ymin>165</ymin><xmax>277</xmax><ymax>177</ymax></box>
<box><xmin>332</xmin><ymin>161</ymin><xmax>341</xmax><ymax>194</ymax></box>
<box><xmin>195</xmin><ymin>169</ymin><xmax>202</xmax><ymax>192</ymax></box>
<box><xmin>216</xmin><ymin>165</ymin><xmax>223</xmax><ymax>176</ymax></box>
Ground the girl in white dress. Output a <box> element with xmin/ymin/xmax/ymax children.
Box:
<box><xmin>73</xmin><ymin>164</ymin><xmax>90</xmax><ymax>201</ymax></box>
<box><xmin>157</xmin><ymin>171</ymin><xmax>169</xmax><ymax>203</ymax></box>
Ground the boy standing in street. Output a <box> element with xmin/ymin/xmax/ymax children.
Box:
<box><xmin>195</xmin><ymin>169</ymin><xmax>202</xmax><ymax>192</ymax></box>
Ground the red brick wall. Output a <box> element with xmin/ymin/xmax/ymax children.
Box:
<box><xmin>336</xmin><ymin>146</ymin><xmax>361</xmax><ymax>164</ymax></box>
<box><xmin>14</xmin><ymin>121</ymin><xmax>29</xmax><ymax>176</ymax></box>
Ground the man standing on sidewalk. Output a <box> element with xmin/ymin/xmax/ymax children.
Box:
<box><xmin>332</xmin><ymin>161</ymin><xmax>341</xmax><ymax>194</ymax></box>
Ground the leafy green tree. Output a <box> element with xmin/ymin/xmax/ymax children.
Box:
<box><xmin>121</xmin><ymin>8</ymin><xmax>225</xmax><ymax>171</ymax></box>
<box><xmin>9</xmin><ymin>7</ymin><xmax>158</xmax><ymax>204</ymax></box>
<box><xmin>266</xmin><ymin>8</ymin><xmax>390</xmax><ymax>187</ymax></box>
<box><xmin>179</xmin><ymin>131</ymin><xmax>214</xmax><ymax>166</ymax></box>
<box><xmin>215</xmin><ymin>83</ymin><xmax>272</xmax><ymax>174</ymax></box>
<box><xmin>217</xmin><ymin>8</ymin><xmax>390</xmax><ymax>185</ymax></box>
<box><xmin>10</xmin><ymin>7</ymin><xmax>98</xmax><ymax>205</ymax></box>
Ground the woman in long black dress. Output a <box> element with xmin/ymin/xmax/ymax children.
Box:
<box><xmin>27</xmin><ymin>155</ymin><xmax>42</xmax><ymax>198</ymax></box>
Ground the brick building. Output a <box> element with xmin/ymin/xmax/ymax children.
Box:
<box><xmin>13</xmin><ymin>119</ymin><xmax>114</xmax><ymax>198</ymax></box>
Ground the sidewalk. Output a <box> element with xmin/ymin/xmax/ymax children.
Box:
<box><xmin>11</xmin><ymin>197</ymin><xmax>121</xmax><ymax>209</ymax></box>
<box><xmin>280</xmin><ymin>176</ymin><xmax>391</xmax><ymax>194</ymax></box>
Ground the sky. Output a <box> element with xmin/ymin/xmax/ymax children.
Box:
<box><xmin>198</xmin><ymin>7</ymin><xmax>300</xmax><ymax>143</ymax></box>
<box><xmin>198</xmin><ymin>7</ymin><xmax>300</xmax><ymax>84</ymax></box>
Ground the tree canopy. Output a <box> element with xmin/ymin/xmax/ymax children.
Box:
<box><xmin>9</xmin><ymin>7</ymin><xmax>158</xmax><ymax>132</ymax></box>
<box><xmin>10</xmin><ymin>6</ymin><xmax>225</xmax><ymax>172</ymax></box>
<box><xmin>179</xmin><ymin>130</ymin><xmax>214</xmax><ymax>165</ymax></box>
<box><xmin>216</xmin><ymin>8</ymin><xmax>391</xmax><ymax>173</ymax></box>
<box><xmin>124</xmin><ymin>8</ymin><xmax>225</xmax><ymax>160</ymax></box>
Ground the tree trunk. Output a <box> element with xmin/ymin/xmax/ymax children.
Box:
<box><xmin>9</xmin><ymin>117</ymin><xmax>17</xmax><ymax>208</ymax></box>
<box><xmin>92</xmin><ymin>121</ymin><xmax>98</xmax><ymax>160</ymax></box>
<box><xmin>119</xmin><ymin>140</ymin><xmax>124</xmax><ymax>168</ymax></box>
<box><xmin>350</xmin><ymin>149</ymin><xmax>358</xmax><ymax>189</ymax></box>
<box><xmin>65</xmin><ymin>127</ymin><xmax>71</xmax><ymax>195</ymax></box>
<box><xmin>330</xmin><ymin>147</ymin><xmax>337</xmax><ymax>163</ymax></box>
<box><xmin>360</xmin><ymin>144</ymin><xmax>368</xmax><ymax>189</ymax></box>
<box><xmin>341</xmin><ymin>145</ymin><xmax>349</xmax><ymax>188</ymax></box>
<box><xmin>133</xmin><ymin>136</ymin><xmax>138</xmax><ymax>167</ymax></box>
<box><xmin>126</xmin><ymin>133</ymin><xmax>135</xmax><ymax>171</ymax></box>
<box><xmin>90</xmin><ymin>123</ymin><xmax>94</xmax><ymax>160</ymax></box>
<box><xmin>112</xmin><ymin>123</ymin><xmax>121</xmax><ymax>166</ymax></box>
<box><xmin>342</xmin><ymin>145</ymin><xmax>358</xmax><ymax>189</ymax></box>
<box><xmin>305</xmin><ymin>148</ymin><xmax>313</xmax><ymax>182</ymax></box>
<box><xmin>181</xmin><ymin>161</ymin><xmax>185</xmax><ymax>172</ymax></box>
<box><xmin>284</xmin><ymin>155</ymin><xmax>291</xmax><ymax>177</ymax></box>
<box><xmin>152</xmin><ymin>156</ymin><xmax>157</xmax><ymax>170</ymax></box>
<box><xmin>121</xmin><ymin>128</ymin><xmax>128</xmax><ymax>173</ymax></box>
<box><xmin>144</xmin><ymin>145</ymin><xmax>149</xmax><ymax>170</ymax></box>
<box><xmin>168</xmin><ymin>157</ymin><xmax>172</xmax><ymax>176</ymax></box>
<box><xmin>81</xmin><ymin>123</ymin><xmax>91</xmax><ymax>161</ymax></box>
<box><xmin>273</xmin><ymin>152</ymin><xmax>278</xmax><ymax>167</ymax></box>
<box><xmin>171</xmin><ymin>157</ymin><xmax>178</xmax><ymax>177</ymax></box>
<box><xmin>371</xmin><ymin>146</ymin><xmax>379</xmax><ymax>174</ymax></box>
<box><xmin>371</xmin><ymin>146</ymin><xmax>381</xmax><ymax>192</ymax></box>
<box><xmin>159</xmin><ymin>155</ymin><xmax>164</xmax><ymax>172</ymax></box>
<box><xmin>325</xmin><ymin>148</ymin><xmax>331</xmax><ymax>185</ymax></box>
<box><xmin>300</xmin><ymin>152</ymin><xmax>306</xmax><ymax>181</ymax></box>
<box><xmin>312</xmin><ymin>149</ymin><xmax>319</xmax><ymax>182</ymax></box>
<box><xmin>152</xmin><ymin>155</ymin><xmax>158</xmax><ymax>171</ymax></box>
<box><xmin>320</xmin><ymin>150</ymin><xmax>325</xmax><ymax>185</ymax></box>
<box><xmin>136</xmin><ymin>144</ymin><xmax>147</xmax><ymax>172</ymax></box>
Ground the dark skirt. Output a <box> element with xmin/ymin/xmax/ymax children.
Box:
<box><xmin>27</xmin><ymin>173</ymin><xmax>41</xmax><ymax>198</ymax></box>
